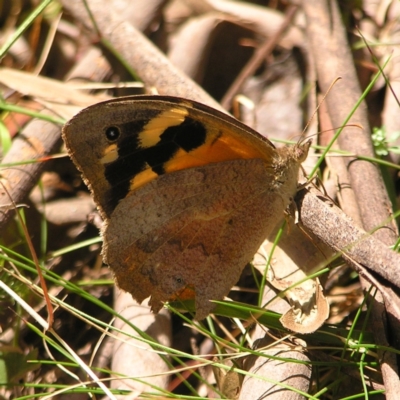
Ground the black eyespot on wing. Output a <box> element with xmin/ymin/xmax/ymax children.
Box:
<box><xmin>105</xmin><ymin>126</ymin><xmax>120</xmax><ymax>141</ymax></box>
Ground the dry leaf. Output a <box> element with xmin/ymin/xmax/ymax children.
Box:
<box><xmin>254</xmin><ymin>219</ymin><xmax>331</xmax><ymax>333</ymax></box>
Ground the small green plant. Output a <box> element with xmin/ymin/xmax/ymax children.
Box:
<box><xmin>371</xmin><ymin>126</ymin><xmax>400</xmax><ymax>156</ymax></box>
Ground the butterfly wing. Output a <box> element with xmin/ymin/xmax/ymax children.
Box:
<box><xmin>62</xmin><ymin>95</ymin><xmax>310</xmax><ymax>319</ymax></box>
<box><xmin>62</xmin><ymin>95</ymin><xmax>276</xmax><ymax>219</ymax></box>
<box><xmin>103</xmin><ymin>158</ymin><xmax>292</xmax><ymax>319</ymax></box>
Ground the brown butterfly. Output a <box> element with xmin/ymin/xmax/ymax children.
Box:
<box><xmin>62</xmin><ymin>95</ymin><xmax>310</xmax><ymax>319</ymax></box>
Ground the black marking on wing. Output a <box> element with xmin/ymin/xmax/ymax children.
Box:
<box><xmin>103</xmin><ymin>119</ymin><xmax>148</xmax><ymax>213</ymax></box>
<box><xmin>104</xmin><ymin>116</ymin><xmax>207</xmax><ymax>214</ymax></box>
<box><xmin>149</xmin><ymin>117</ymin><xmax>207</xmax><ymax>174</ymax></box>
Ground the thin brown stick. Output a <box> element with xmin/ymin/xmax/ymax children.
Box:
<box><xmin>220</xmin><ymin>5</ymin><xmax>298</xmax><ymax>110</ymax></box>
<box><xmin>62</xmin><ymin>0</ymin><xmax>224</xmax><ymax>112</ymax></box>
<box><xmin>297</xmin><ymin>188</ymin><xmax>400</xmax><ymax>286</ymax></box>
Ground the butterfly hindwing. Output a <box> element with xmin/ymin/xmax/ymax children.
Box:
<box><xmin>103</xmin><ymin>158</ymin><xmax>289</xmax><ymax>319</ymax></box>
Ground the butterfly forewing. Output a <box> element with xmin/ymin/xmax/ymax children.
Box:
<box><xmin>62</xmin><ymin>96</ymin><xmax>276</xmax><ymax>218</ymax></box>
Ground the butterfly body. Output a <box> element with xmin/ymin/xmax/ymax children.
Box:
<box><xmin>62</xmin><ymin>95</ymin><xmax>310</xmax><ymax>319</ymax></box>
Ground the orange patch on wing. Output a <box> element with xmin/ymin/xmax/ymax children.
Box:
<box><xmin>163</xmin><ymin>126</ymin><xmax>274</xmax><ymax>173</ymax></box>
<box><xmin>130</xmin><ymin>167</ymin><xmax>158</xmax><ymax>191</ymax></box>
<box><xmin>129</xmin><ymin>125</ymin><xmax>274</xmax><ymax>191</ymax></box>
<box><xmin>138</xmin><ymin>108</ymin><xmax>188</xmax><ymax>148</ymax></box>
<box><xmin>171</xmin><ymin>286</ymin><xmax>196</xmax><ymax>301</ymax></box>
<box><xmin>100</xmin><ymin>143</ymin><xmax>118</xmax><ymax>164</ymax></box>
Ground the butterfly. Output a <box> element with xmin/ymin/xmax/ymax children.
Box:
<box><xmin>62</xmin><ymin>95</ymin><xmax>310</xmax><ymax>319</ymax></box>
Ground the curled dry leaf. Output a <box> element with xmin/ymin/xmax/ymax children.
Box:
<box><xmin>168</xmin><ymin>13</ymin><xmax>255</xmax><ymax>101</ymax></box>
<box><xmin>213</xmin><ymin>357</ymin><xmax>243</xmax><ymax>400</ymax></box>
<box><xmin>208</xmin><ymin>0</ymin><xmax>304</xmax><ymax>49</ymax></box>
<box><xmin>254</xmin><ymin>219</ymin><xmax>331</xmax><ymax>334</ymax></box>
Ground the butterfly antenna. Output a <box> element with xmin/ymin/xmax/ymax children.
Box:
<box><xmin>301</xmin><ymin>77</ymin><xmax>342</xmax><ymax>142</ymax></box>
